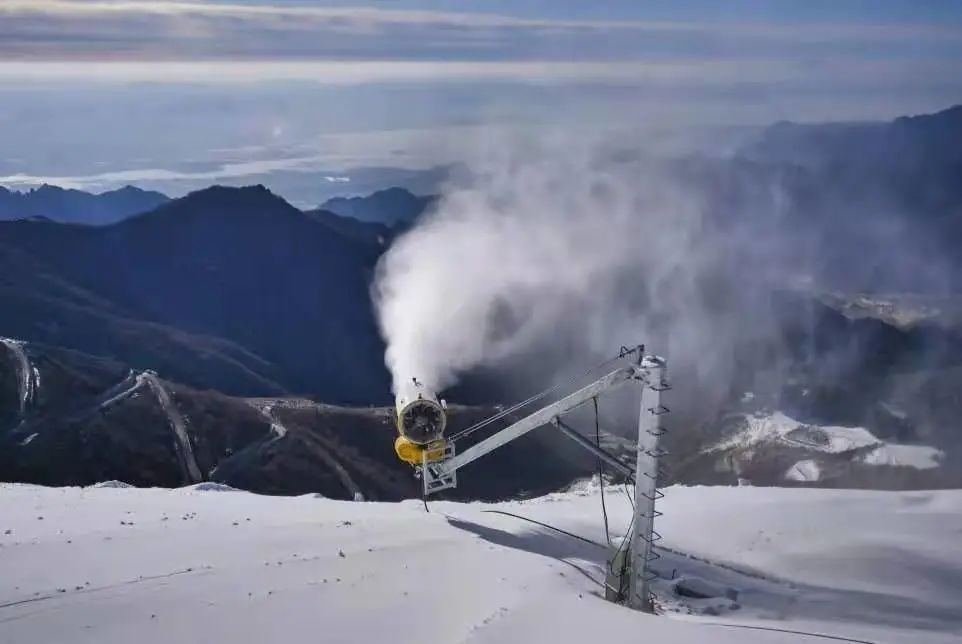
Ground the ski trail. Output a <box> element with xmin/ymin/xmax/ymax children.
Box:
<box><xmin>142</xmin><ymin>373</ymin><xmax>203</xmax><ymax>484</ymax></box>
<box><xmin>17</xmin><ymin>432</ymin><xmax>38</xmax><ymax>446</ymax></box>
<box><xmin>307</xmin><ymin>433</ymin><xmax>365</xmax><ymax>502</ymax></box>
<box><xmin>1</xmin><ymin>337</ymin><xmax>36</xmax><ymax>417</ymax></box>
<box><xmin>8</xmin><ymin>371</ymin><xmax>141</xmax><ymax>440</ymax></box>
<box><xmin>250</xmin><ymin>399</ymin><xmax>364</xmax><ymax>500</ymax></box>
<box><xmin>256</xmin><ymin>404</ymin><xmax>288</xmax><ymax>440</ymax></box>
<box><xmin>97</xmin><ymin>371</ymin><xmax>145</xmax><ymax>411</ymax></box>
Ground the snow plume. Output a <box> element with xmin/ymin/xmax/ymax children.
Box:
<box><xmin>373</xmin><ymin>133</ymin><xmax>788</xmax><ymax>413</ymax></box>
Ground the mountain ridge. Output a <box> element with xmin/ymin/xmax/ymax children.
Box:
<box><xmin>739</xmin><ymin>103</ymin><xmax>962</xmax><ymax>168</ymax></box>
<box><xmin>0</xmin><ymin>184</ymin><xmax>169</xmax><ymax>225</ymax></box>
<box><xmin>321</xmin><ymin>186</ymin><xmax>436</xmax><ymax>225</ymax></box>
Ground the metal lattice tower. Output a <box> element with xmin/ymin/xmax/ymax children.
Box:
<box><xmin>415</xmin><ymin>347</ymin><xmax>670</xmax><ymax>614</ymax></box>
<box><xmin>629</xmin><ymin>356</ymin><xmax>669</xmax><ymax>612</ymax></box>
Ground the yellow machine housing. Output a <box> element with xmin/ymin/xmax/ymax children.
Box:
<box><xmin>394</xmin><ymin>378</ymin><xmax>448</xmax><ymax>466</ymax></box>
<box><xmin>394</xmin><ymin>436</ymin><xmax>448</xmax><ymax>466</ymax></box>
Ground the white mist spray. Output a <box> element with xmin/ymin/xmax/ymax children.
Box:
<box><xmin>372</xmin><ymin>133</ymin><xmax>777</xmax><ymax>406</ymax></box>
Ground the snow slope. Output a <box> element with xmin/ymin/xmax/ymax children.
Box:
<box><xmin>784</xmin><ymin>459</ymin><xmax>821</xmax><ymax>482</ymax></box>
<box><xmin>1</xmin><ymin>483</ymin><xmax>960</xmax><ymax>644</ymax></box>
<box><xmin>860</xmin><ymin>444</ymin><xmax>943</xmax><ymax>469</ymax></box>
<box><xmin>709</xmin><ymin>411</ymin><xmax>945</xmax><ymax>480</ymax></box>
<box><xmin>713</xmin><ymin>412</ymin><xmax>881</xmax><ymax>454</ymax></box>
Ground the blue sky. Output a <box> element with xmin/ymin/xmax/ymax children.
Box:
<box><xmin>0</xmin><ymin>1</ymin><xmax>960</xmax><ymax>203</ymax></box>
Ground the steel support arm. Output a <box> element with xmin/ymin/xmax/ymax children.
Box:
<box><xmin>436</xmin><ymin>366</ymin><xmax>642</xmax><ymax>476</ymax></box>
<box><xmin>552</xmin><ymin>418</ymin><xmax>636</xmax><ymax>480</ymax></box>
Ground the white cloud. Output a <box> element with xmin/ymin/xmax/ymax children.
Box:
<box><xmin>0</xmin><ymin>123</ymin><xmax>464</xmax><ymax>190</ymax></box>
<box><xmin>1</xmin><ymin>1</ymin><xmax>960</xmax><ymax>62</ymax></box>
<box><xmin>0</xmin><ymin>58</ymin><xmax>958</xmax><ymax>91</ymax></box>
<box><xmin>0</xmin><ymin>157</ymin><xmax>322</xmax><ymax>190</ymax></box>
<box><xmin>1</xmin><ymin>2</ymin><xmax>959</xmax><ymax>207</ymax></box>
<box><xmin>3</xmin><ymin>1</ymin><xmax>958</xmax><ymax>39</ymax></box>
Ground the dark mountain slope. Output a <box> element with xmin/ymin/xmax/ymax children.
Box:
<box><xmin>0</xmin><ymin>239</ymin><xmax>287</xmax><ymax>395</ymax></box>
<box><xmin>304</xmin><ymin>207</ymin><xmax>392</xmax><ymax>247</ymax></box>
<box><xmin>0</xmin><ymin>185</ymin><xmax>389</xmax><ymax>402</ymax></box>
<box><xmin>0</xmin><ymin>340</ymin><xmax>271</xmax><ymax>488</ymax></box>
<box><xmin>0</xmin><ymin>184</ymin><xmax>169</xmax><ymax>225</ymax></box>
<box><xmin>0</xmin><ymin>340</ymin><xmax>589</xmax><ymax>499</ymax></box>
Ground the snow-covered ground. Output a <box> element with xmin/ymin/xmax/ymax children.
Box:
<box><xmin>1</xmin><ymin>483</ymin><xmax>960</xmax><ymax>644</ymax></box>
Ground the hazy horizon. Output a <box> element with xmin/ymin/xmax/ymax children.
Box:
<box><xmin>2</xmin><ymin>1</ymin><xmax>961</xmax><ymax>205</ymax></box>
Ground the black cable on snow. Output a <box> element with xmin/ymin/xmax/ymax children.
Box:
<box><xmin>706</xmin><ymin>623</ymin><xmax>878</xmax><ymax>644</ymax></box>
<box><xmin>479</xmin><ymin>509</ymin><xmax>607</xmax><ymax>549</ymax></box>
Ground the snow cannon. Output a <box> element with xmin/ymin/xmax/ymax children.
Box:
<box><xmin>394</xmin><ymin>378</ymin><xmax>447</xmax><ymax>465</ymax></box>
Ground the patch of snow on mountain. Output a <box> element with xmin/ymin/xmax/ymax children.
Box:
<box><xmin>89</xmin><ymin>480</ymin><xmax>134</xmax><ymax>489</ymax></box>
<box><xmin>711</xmin><ymin>411</ymin><xmax>800</xmax><ymax>450</ymax></box>
<box><xmin>784</xmin><ymin>459</ymin><xmax>821</xmax><ymax>482</ymax></box>
<box><xmin>31</xmin><ymin>366</ymin><xmax>41</xmax><ymax>398</ymax></box>
<box><xmin>782</xmin><ymin>423</ymin><xmax>879</xmax><ymax>453</ymax></box>
<box><xmin>17</xmin><ymin>433</ymin><xmax>38</xmax><ymax>447</ymax></box>
<box><xmin>0</xmin><ymin>337</ymin><xmax>35</xmax><ymax>415</ymax></box>
<box><xmin>860</xmin><ymin>444</ymin><xmax>944</xmax><ymax>469</ymax></box>
<box><xmin>713</xmin><ymin>411</ymin><xmax>880</xmax><ymax>454</ymax></box>
<box><xmin>711</xmin><ymin>411</ymin><xmax>945</xmax><ymax>477</ymax></box>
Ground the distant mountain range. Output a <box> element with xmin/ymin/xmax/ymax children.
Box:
<box><xmin>739</xmin><ymin>104</ymin><xmax>962</xmax><ymax>169</ymax></box>
<box><xmin>320</xmin><ymin>187</ymin><xmax>436</xmax><ymax>225</ymax></box>
<box><xmin>719</xmin><ymin>103</ymin><xmax>962</xmax><ymax>294</ymax></box>
<box><xmin>739</xmin><ymin>105</ymin><xmax>962</xmax><ymax>245</ymax></box>
<box><xmin>0</xmin><ymin>182</ymin><xmax>437</xmax><ymax>229</ymax></box>
<box><xmin>0</xmin><ymin>184</ymin><xmax>169</xmax><ymax>225</ymax></box>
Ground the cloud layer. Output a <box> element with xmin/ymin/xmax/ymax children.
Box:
<box><xmin>3</xmin><ymin>1</ymin><xmax>961</xmax><ymax>64</ymax></box>
<box><xmin>1</xmin><ymin>2</ymin><xmax>959</xmax><ymax>206</ymax></box>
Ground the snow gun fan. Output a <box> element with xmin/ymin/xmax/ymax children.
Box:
<box><xmin>393</xmin><ymin>378</ymin><xmax>448</xmax><ymax>465</ymax></box>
